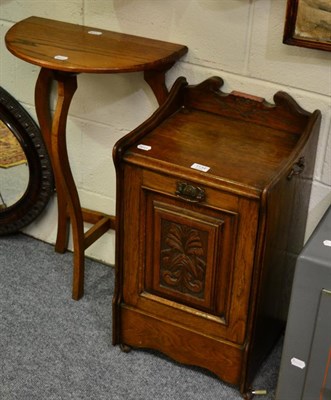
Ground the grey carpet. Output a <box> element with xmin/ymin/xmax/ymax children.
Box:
<box><xmin>0</xmin><ymin>234</ymin><xmax>282</xmax><ymax>399</ymax></box>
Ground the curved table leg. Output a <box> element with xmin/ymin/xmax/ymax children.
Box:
<box><xmin>52</xmin><ymin>72</ymin><xmax>86</xmax><ymax>300</ymax></box>
<box><xmin>36</xmin><ymin>68</ymin><xmax>85</xmax><ymax>300</ymax></box>
<box><xmin>35</xmin><ymin>68</ymin><xmax>70</xmax><ymax>253</ymax></box>
<box><xmin>144</xmin><ymin>63</ymin><xmax>175</xmax><ymax>105</ymax></box>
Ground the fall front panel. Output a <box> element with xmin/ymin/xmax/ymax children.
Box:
<box><xmin>120</xmin><ymin>165</ymin><xmax>260</xmax><ymax>345</ymax></box>
<box><xmin>144</xmin><ymin>193</ymin><xmax>238</xmax><ymax>323</ymax></box>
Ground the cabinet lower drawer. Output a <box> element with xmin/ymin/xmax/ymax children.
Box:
<box><xmin>120</xmin><ymin>305</ymin><xmax>244</xmax><ymax>386</ymax></box>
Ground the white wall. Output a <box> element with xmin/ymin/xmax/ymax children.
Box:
<box><xmin>1</xmin><ymin>0</ymin><xmax>330</xmax><ymax>265</ymax></box>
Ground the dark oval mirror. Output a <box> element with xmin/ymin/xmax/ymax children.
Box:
<box><xmin>0</xmin><ymin>86</ymin><xmax>54</xmax><ymax>235</ymax></box>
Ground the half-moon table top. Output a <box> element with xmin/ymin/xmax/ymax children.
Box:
<box><xmin>5</xmin><ymin>16</ymin><xmax>188</xmax><ymax>74</ymax></box>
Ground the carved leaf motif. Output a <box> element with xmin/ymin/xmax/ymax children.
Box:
<box><xmin>160</xmin><ymin>222</ymin><xmax>206</xmax><ymax>297</ymax></box>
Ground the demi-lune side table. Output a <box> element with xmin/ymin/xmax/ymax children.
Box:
<box><xmin>5</xmin><ymin>16</ymin><xmax>188</xmax><ymax>300</ymax></box>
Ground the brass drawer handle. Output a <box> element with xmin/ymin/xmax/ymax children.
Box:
<box><xmin>287</xmin><ymin>157</ymin><xmax>305</xmax><ymax>180</ymax></box>
<box><xmin>176</xmin><ymin>182</ymin><xmax>205</xmax><ymax>202</ymax></box>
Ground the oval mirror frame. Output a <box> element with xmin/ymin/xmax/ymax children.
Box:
<box><xmin>0</xmin><ymin>86</ymin><xmax>54</xmax><ymax>235</ymax></box>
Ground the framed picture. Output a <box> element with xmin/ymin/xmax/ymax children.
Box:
<box><xmin>284</xmin><ymin>0</ymin><xmax>331</xmax><ymax>51</ymax></box>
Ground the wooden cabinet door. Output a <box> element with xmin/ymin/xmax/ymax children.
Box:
<box><xmin>121</xmin><ymin>166</ymin><xmax>259</xmax><ymax>345</ymax></box>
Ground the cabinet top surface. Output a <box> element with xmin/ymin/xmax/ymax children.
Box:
<box><xmin>5</xmin><ymin>16</ymin><xmax>188</xmax><ymax>73</ymax></box>
<box><xmin>125</xmin><ymin>109</ymin><xmax>300</xmax><ymax>192</ymax></box>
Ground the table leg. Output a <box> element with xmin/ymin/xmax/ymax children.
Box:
<box><xmin>144</xmin><ymin>63</ymin><xmax>175</xmax><ymax>105</ymax></box>
<box><xmin>35</xmin><ymin>68</ymin><xmax>85</xmax><ymax>300</ymax></box>
<box><xmin>35</xmin><ymin>68</ymin><xmax>70</xmax><ymax>253</ymax></box>
<box><xmin>35</xmin><ymin>66</ymin><xmax>167</xmax><ymax>301</ymax></box>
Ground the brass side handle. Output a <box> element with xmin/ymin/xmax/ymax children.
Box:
<box><xmin>176</xmin><ymin>182</ymin><xmax>205</xmax><ymax>202</ymax></box>
<box><xmin>287</xmin><ymin>157</ymin><xmax>305</xmax><ymax>180</ymax></box>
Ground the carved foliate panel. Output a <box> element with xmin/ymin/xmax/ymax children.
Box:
<box><xmin>144</xmin><ymin>193</ymin><xmax>238</xmax><ymax>319</ymax></box>
<box><xmin>160</xmin><ymin>220</ymin><xmax>208</xmax><ymax>299</ymax></box>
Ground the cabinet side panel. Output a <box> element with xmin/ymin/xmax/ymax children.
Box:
<box><xmin>245</xmin><ymin>121</ymin><xmax>320</xmax><ymax>387</ymax></box>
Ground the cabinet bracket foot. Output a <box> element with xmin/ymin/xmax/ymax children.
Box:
<box><xmin>120</xmin><ymin>344</ymin><xmax>132</xmax><ymax>353</ymax></box>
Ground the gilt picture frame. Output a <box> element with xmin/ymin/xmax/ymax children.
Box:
<box><xmin>283</xmin><ymin>0</ymin><xmax>331</xmax><ymax>51</ymax></box>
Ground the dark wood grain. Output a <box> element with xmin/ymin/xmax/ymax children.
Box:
<box><xmin>5</xmin><ymin>16</ymin><xmax>188</xmax><ymax>73</ymax></box>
